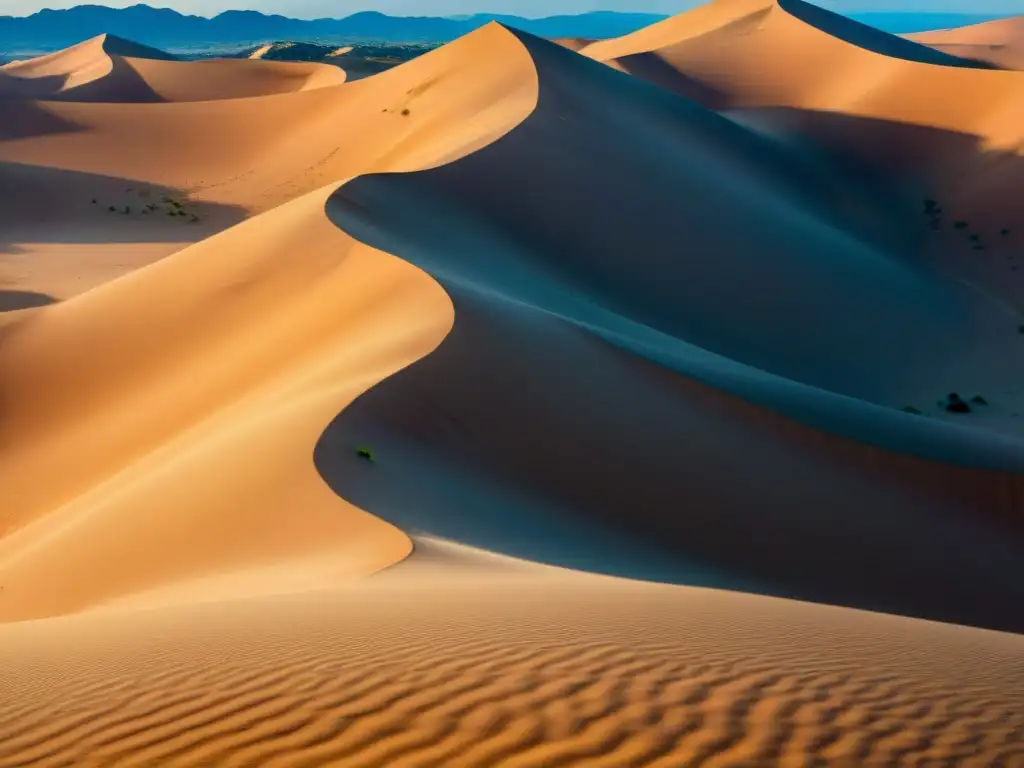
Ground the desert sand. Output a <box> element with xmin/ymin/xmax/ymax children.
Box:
<box><xmin>1</xmin><ymin>3</ymin><xmax>1023</xmax><ymax>766</ymax></box>
<box><xmin>908</xmin><ymin>16</ymin><xmax>1024</xmax><ymax>70</ymax></box>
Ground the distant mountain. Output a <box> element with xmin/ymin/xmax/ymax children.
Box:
<box><xmin>0</xmin><ymin>4</ymin><xmax>666</xmax><ymax>52</ymax></box>
<box><xmin>0</xmin><ymin>4</ymin><xmax>1010</xmax><ymax>55</ymax></box>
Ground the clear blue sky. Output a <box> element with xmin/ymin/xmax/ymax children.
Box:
<box><xmin>2</xmin><ymin>0</ymin><xmax>1020</xmax><ymax>18</ymax></box>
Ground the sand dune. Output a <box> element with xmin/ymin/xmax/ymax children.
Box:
<box><xmin>0</xmin><ymin>23</ymin><xmax>536</xmax><ymax>621</ymax></box>
<box><xmin>1</xmin><ymin>6</ymin><xmax>1023</xmax><ymax>766</ymax></box>
<box><xmin>907</xmin><ymin>16</ymin><xmax>1024</xmax><ymax>70</ymax></box>
<box><xmin>1</xmin><ymin>578</ymin><xmax>1022</xmax><ymax>767</ymax></box>
<box><xmin>323</xmin><ymin>29</ymin><xmax>1024</xmax><ymax>633</ymax></box>
<box><xmin>0</xmin><ymin>26</ymin><xmax>533</xmax><ymax>299</ymax></box>
<box><xmin>0</xmin><ymin>33</ymin><xmax>346</xmax><ymax>103</ymax></box>
<box><xmin>583</xmin><ymin>0</ymin><xmax>1024</xmax><ymax>314</ymax></box>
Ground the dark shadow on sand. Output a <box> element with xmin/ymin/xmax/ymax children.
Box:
<box><xmin>0</xmin><ymin>290</ymin><xmax>55</xmax><ymax>311</ymax></box>
<box><xmin>0</xmin><ymin>100</ymin><xmax>85</xmax><ymax>142</ymax></box>
<box><xmin>312</xmin><ymin>32</ymin><xmax>1024</xmax><ymax>633</ymax></box>
<box><xmin>0</xmin><ymin>161</ymin><xmax>247</xmax><ymax>254</ymax></box>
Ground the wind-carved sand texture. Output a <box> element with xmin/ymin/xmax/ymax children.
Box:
<box><xmin>1</xmin><ymin>5</ymin><xmax>1023</xmax><ymax>766</ymax></box>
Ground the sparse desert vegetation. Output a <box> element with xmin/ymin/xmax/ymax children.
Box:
<box><xmin>3</xmin><ymin>5</ymin><xmax>1024</xmax><ymax>767</ymax></box>
<box><xmin>91</xmin><ymin>188</ymin><xmax>200</xmax><ymax>224</ymax></box>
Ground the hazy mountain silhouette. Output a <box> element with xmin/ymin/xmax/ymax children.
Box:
<box><xmin>0</xmin><ymin>5</ymin><xmax>1006</xmax><ymax>52</ymax></box>
<box><xmin>0</xmin><ymin>5</ymin><xmax>665</xmax><ymax>50</ymax></box>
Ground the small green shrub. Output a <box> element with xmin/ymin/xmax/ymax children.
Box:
<box><xmin>901</xmin><ymin>406</ymin><xmax>923</xmax><ymax>415</ymax></box>
<box><xmin>971</xmin><ymin>395</ymin><xmax>988</xmax><ymax>405</ymax></box>
<box><xmin>356</xmin><ymin>447</ymin><xmax>375</xmax><ymax>463</ymax></box>
<box><xmin>944</xmin><ymin>392</ymin><xmax>970</xmax><ymax>414</ymax></box>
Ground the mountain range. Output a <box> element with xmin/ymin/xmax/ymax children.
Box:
<box><xmin>0</xmin><ymin>5</ymin><xmax>664</xmax><ymax>50</ymax></box>
<box><xmin>0</xmin><ymin>4</ymin><xmax>1008</xmax><ymax>52</ymax></box>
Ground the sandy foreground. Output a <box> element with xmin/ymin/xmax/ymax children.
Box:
<box><xmin>1</xmin><ymin>2</ymin><xmax>1023</xmax><ymax>765</ymax></box>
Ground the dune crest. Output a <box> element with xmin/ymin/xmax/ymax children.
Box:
<box><xmin>907</xmin><ymin>16</ymin><xmax>1024</xmax><ymax>70</ymax></box>
<box><xmin>1</xmin><ymin>7</ymin><xmax>1023</xmax><ymax>766</ymax></box>
<box><xmin>0</xmin><ymin>22</ymin><xmax>538</xmax><ymax>621</ymax></box>
<box><xmin>0</xmin><ymin>33</ymin><xmax>347</xmax><ymax>103</ymax></box>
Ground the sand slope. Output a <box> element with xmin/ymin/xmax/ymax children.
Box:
<box><xmin>0</xmin><ymin>33</ymin><xmax>346</xmax><ymax>103</ymax></box>
<box><xmin>582</xmin><ymin>0</ymin><xmax>1024</xmax><ymax>315</ymax></box>
<box><xmin>1</xmin><ymin>577</ymin><xmax>1022</xmax><ymax>767</ymax></box>
<box><xmin>907</xmin><ymin>16</ymin><xmax>1024</xmax><ymax>70</ymax></box>
<box><xmin>1</xmin><ymin>10</ymin><xmax>1023</xmax><ymax>767</ymax></box>
<box><xmin>323</xmin><ymin>30</ymin><xmax>1024</xmax><ymax>633</ymax></box>
<box><xmin>0</xmin><ymin>23</ymin><xmax>538</xmax><ymax>621</ymax></box>
<box><xmin>0</xmin><ymin>26</ymin><xmax>534</xmax><ymax>300</ymax></box>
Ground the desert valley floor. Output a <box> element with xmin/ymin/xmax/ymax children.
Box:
<box><xmin>1</xmin><ymin>0</ymin><xmax>1023</xmax><ymax>765</ymax></box>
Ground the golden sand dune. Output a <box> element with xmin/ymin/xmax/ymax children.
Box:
<box><xmin>907</xmin><ymin>16</ymin><xmax>1024</xmax><ymax>70</ymax></box>
<box><xmin>583</xmin><ymin>0</ymin><xmax>1024</xmax><ymax>312</ymax></box>
<box><xmin>1</xmin><ymin>6</ymin><xmax>1023</xmax><ymax>766</ymax></box>
<box><xmin>0</xmin><ymin>26</ymin><xmax>532</xmax><ymax>299</ymax></box>
<box><xmin>323</xmin><ymin>29</ymin><xmax>1024</xmax><ymax>633</ymax></box>
<box><xmin>1</xmin><ymin>577</ymin><xmax>1022</xmax><ymax>767</ymax></box>
<box><xmin>0</xmin><ymin>33</ymin><xmax>346</xmax><ymax>103</ymax></box>
<box><xmin>581</xmin><ymin>0</ymin><xmax>993</xmax><ymax>106</ymax></box>
<box><xmin>0</xmin><ymin>23</ymin><xmax>535</xmax><ymax>621</ymax></box>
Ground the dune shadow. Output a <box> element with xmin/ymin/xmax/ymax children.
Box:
<box><xmin>315</xmin><ymin>32</ymin><xmax>1024</xmax><ymax>632</ymax></box>
<box><xmin>778</xmin><ymin>0</ymin><xmax>1001</xmax><ymax>69</ymax></box>
<box><xmin>0</xmin><ymin>54</ymin><xmax>167</xmax><ymax>104</ymax></box>
<box><xmin>0</xmin><ymin>100</ymin><xmax>85</xmax><ymax>142</ymax></box>
<box><xmin>0</xmin><ymin>69</ymin><xmax>71</xmax><ymax>101</ymax></box>
<box><xmin>0</xmin><ymin>290</ymin><xmax>55</xmax><ymax>311</ymax></box>
<box><xmin>613</xmin><ymin>52</ymin><xmax>731</xmax><ymax>109</ymax></box>
<box><xmin>0</xmin><ymin>161</ymin><xmax>247</xmax><ymax>253</ymax></box>
<box><xmin>54</xmin><ymin>55</ymin><xmax>167</xmax><ymax>104</ymax></box>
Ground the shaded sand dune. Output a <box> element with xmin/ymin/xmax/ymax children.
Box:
<box><xmin>0</xmin><ymin>26</ymin><xmax>535</xmax><ymax>299</ymax></box>
<box><xmin>0</xmin><ymin>34</ymin><xmax>346</xmax><ymax>103</ymax></box>
<box><xmin>907</xmin><ymin>16</ymin><xmax>1024</xmax><ymax>70</ymax></box>
<box><xmin>1</xmin><ymin>10</ymin><xmax>1024</xmax><ymax>767</ymax></box>
<box><xmin>582</xmin><ymin>0</ymin><xmax>1024</xmax><ymax>313</ymax></box>
<box><xmin>581</xmin><ymin>0</ymin><xmax>995</xmax><ymax>107</ymax></box>
<box><xmin>0</xmin><ymin>23</ymin><xmax>536</xmax><ymax>622</ymax></box>
<box><xmin>323</xmin><ymin>30</ymin><xmax>1024</xmax><ymax>633</ymax></box>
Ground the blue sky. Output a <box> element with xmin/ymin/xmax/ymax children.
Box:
<box><xmin>3</xmin><ymin>0</ymin><xmax>1020</xmax><ymax>17</ymax></box>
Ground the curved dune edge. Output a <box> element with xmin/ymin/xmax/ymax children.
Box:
<box><xmin>0</xmin><ymin>33</ymin><xmax>347</xmax><ymax>103</ymax></box>
<box><xmin>320</xmin><ymin>28</ymin><xmax>1024</xmax><ymax>633</ymax></box>
<box><xmin>0</xmin><ymin>18</ymin><xmax>1023</xmax><ymax>767</ymax></box>
<box><xmin>0</xmin><ymin>23</ymin><xmax>539</xmax><ymax>622</ymax></box>
<box><xmin>0</xmin><ymin>22</ymin><xmax>541</xmax><ymax>301</ymax></box>
<box><xmin>906</xmin><ymin>16</ymin><xmax>1024</xmax><ymax>70</ymax></box>
<box><xmin>579</xmin><ymin>0</ymin><xmax>1024</xmax><ymax>318</ymax></box>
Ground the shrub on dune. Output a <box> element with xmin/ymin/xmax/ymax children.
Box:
<box><xmin>355</xmin><ymin>447</ymin><xmax>375</xmax><ymax>463</ymax></box>
<box><xmin>944</xmin><ymin>393</ymin><xmax>971</xmax><ymax>414</ymax></box>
